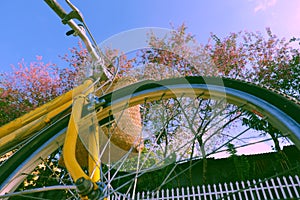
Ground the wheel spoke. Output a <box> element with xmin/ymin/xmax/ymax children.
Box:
<box><xmin>1</xmin><ymin>76</ymin><xmax>299</xmax><ymax>199</ymax></box>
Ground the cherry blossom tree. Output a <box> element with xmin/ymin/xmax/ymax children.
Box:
<box><xmin>1</xmin><ymin>24</ymin><xmax>299</xmax><ymax>185</ymax></box>
<box><xmin>0</xmin><ymin>42</ymin><xmax>87</xmax><ymax>126</ymax></box>
<box><xmin>209</xmin><ymin>28</ymin><xmax>299</xmax><ymax>98</ymax></box>
<box><xmin>125</xmin><ymin>24</ymin><xmax>299</xmax><ymax>183</ymax></box>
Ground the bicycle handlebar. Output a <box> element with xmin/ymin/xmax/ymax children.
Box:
<box><xmin>44</xmin><ymin>0</ymin><xmax>112</xmax><ymax>81</ymax></box>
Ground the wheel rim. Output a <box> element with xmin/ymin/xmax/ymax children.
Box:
<box><xmin>1</xmin><ymin>77</ymin><xmax>299</xmax><ymax>199</ymax></box>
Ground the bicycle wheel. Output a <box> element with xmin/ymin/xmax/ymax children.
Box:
<box><xmin>0</xmin><ymin>76</ymin><xmax>299</xmax><ymax>199</ymax></box>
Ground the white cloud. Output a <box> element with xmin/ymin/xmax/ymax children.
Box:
<box><xmin>253</xmin><ymin>0</ymin><xmax>277</xmax><ymax>13</ymax></box>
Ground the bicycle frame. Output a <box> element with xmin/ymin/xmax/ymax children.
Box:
<box><xmin>43</xmin><ymin>0</ymin><xmax>109</xmax><ymax>197</ymax></box>
<box><xmin>0</xmin><ymin>78</ymin><xmax>101</xmax><ymax>196</ymax></box>
<box><xmin>0</xmin><ymin>1</ymin><xmax>111</xmax><ymax>198</ymax></box>
<box><xmin>0</xmin><ymin>82</ymin><xmax>86</xmax><ymax>154</ymax></box>
<box><xmin>63</xmin><ymin>78</ymin><xmax>100</xmax><ymax>182</ymax></box>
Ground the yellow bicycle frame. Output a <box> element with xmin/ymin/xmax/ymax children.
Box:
<box><xmin>63</xmin><ymin>78</ymin><xmax>100</xmax><ymax>184</ymax></box>
<box><xmin>0</xmin><ymin>78</ymin><xmax>101</xmax><ymax>198</ymax></box>
<box><xmin>0</xmin><ymin>81</ymin><xmax>92</xmax><ymax>150</ymax></box>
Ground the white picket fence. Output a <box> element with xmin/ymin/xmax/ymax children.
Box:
<box><xmin>111</xmin><ymin>175</ymin><xmax>300</xmax><ymax>200</ymax></box>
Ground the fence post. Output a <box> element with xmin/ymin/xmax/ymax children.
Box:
<box><xmin>265</xmin><ymin>178</ymin><xmax>274</xmax><ymax>199</ymax></box>
<box><xmin>283</xmin><ymin>176</ymin><xmax>292</xmax><ymax>197</ymax></box>
<box><xmin>218</xmin><ymin>183</ymin><xmax>224</xmax><ymax>199</ymax></box>
<box><xmin>241</xmin><ymin>180</ymin><xmax>249</xmax><ymax>200</ymax></box>
<box><xmin>207</xmin><ymin>184</ymin><xmax>213</xmax><ymax>200</ymax></box>
<box><xmin>191</xmin><ymin>186</ymin><xmax>196</xmax><ymax>200</ymax></box>
<box><xmin>224</xmin><ymin>182</ymin><xmax>229</xmax><ymax>198</ymax></box>
<box><xmin>247</xmin><ymin>180</ymin><xmax>255</xmax><ymax>199</ymax></box>
<box><xmin>171</xmin><ymin>187</ymin><xmax>174</xmax><ymax>200</ymax></box>
<box><xmin>201</xmin><ymin>185</ymin><xmax>206</xmax><ymax>200</ymax></box>
<box><xmin>258</xmin><ymin>179</ymin><xmax>267</xmax><ymax>199</ymax></box>
<box><xmin>235</xmin><ymin>181</ymin><xmax>242</xmax><ymax>200</ymax></box>
<box><xmin>186</xmin><ymin>186</ymin><xmax>190</xmax><ymax>199</ymax></box>
<box><xmin>229</xmin><ymin>182</ymin><xmax>237</xmax><ymax>200</ymax></box>
<box><xmin>166</xmin><ymin>188</ymin><xmax>170</xmax><ymax>200</ymax></box>
<box><xmin>212</xmin><ymin>184</ymin><xmax>218</xmax><ymax>199</ymax></box>
<box><xmin>271</xmin><ymin>177</ymin><xmax>280</xmax><ymax>199</ymax></box>
<box><xmin>277</xmin><ymin>176</ymin><xmax>287</xmax><ymax>199</ymax></box>
<box><xmin>289</xmin><ymin>175</ymin><xmax>299</xmax><ymax>197</ymax></box>
<box><xmin>252</xmin><ymin>179</ymin><xmax>261</xmax><ymax>200</ymax></box>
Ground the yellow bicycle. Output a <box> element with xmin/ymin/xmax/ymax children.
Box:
<box><xmin>0</xmin><ymin>1</ymin><xmax>299</xmax><ymax>199</ymax></box>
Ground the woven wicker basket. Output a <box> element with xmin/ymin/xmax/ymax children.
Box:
<box><xmin>59</xmin><ymin>77</ymin><xmax>143</xmax><ymax>167</ymax></box>
<box><xmin>101</xmin><ymin>77</ymin><xmax>143</xmax><ymax>152</ymax></box>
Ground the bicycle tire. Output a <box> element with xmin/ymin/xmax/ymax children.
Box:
<box><xmin>0</xmin><ymin>76</ymin><xmax>299</xmax><ymax>199</ymax></box>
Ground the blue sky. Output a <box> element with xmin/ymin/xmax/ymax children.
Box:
<box><xmin>1</xmin><ymin>0</ymin><xmax>300</xmax><ymax>73</ymax></box>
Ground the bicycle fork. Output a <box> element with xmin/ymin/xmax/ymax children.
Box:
<box><xmin>63</xmin><ymin>79</ymin><xmax>105</xmax><ymax>199</ymax></box>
